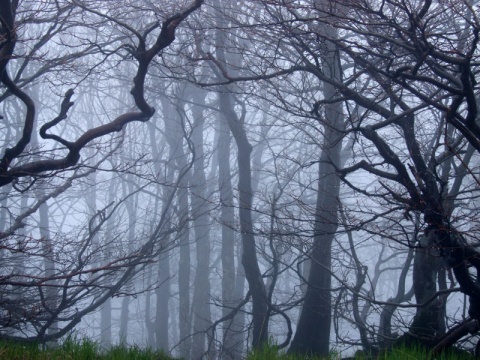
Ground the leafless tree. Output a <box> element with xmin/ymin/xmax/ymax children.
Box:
<box><xmin>0</xmin><ymin>0</ymin><xmax>204</xmax><ymax>343</ymax></box>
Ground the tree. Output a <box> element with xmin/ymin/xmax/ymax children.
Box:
<box><xmin>209</xmin><ymin>1</ymin><xmax>271</xmax><ymax>349</ymax></box>
<box><xmin>288</xmin><ymin>1</ymin><xmax>345</xmax><ymax>355</ymax></box>
<box><xmin>196</xmin><ymin>0</ymin><xmax>480</xmax><ymax>355</ymax></box>
<box><xmin>0</xmin><ymin>0</ymin><xmax>203</xmax><ymax>187</ymax></box>
<box><xmin>304</xmin><ymin>0</ymin><xmax>480</xmax><ymax>351</ymax></box>
<box><xmin>0</xmin><ymin>0</ymin><xmax>204</xmax><ymax>343</ymax></box>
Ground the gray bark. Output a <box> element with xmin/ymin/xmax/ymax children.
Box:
<box><xmin>149</xmin><ymin>94</ymin><xmax>175</xmax><ymax>352</ymax></box>
<box><xmin>100</xmin><ymin>173</ymin><xmax>116</xmax><ymax>349</ymax></box>
<box><xmin>213</xmin><ymin>0</ymin><xmax>269</xmax><ymax>347</ymax></box>
<box><xmin>157</xmin><ymin>89</ymin><xmax>191</xmax><ymax>356</ymax></box>
<box><xmin>217</xmin><ymin>102</ymin><xmax>241</xmax><ymax>359</ymax></box>
<box><xmin>190</xmin><ymin>87</ymin><xmax>213</xmax><ymax>359</ymax></box>
<box><xmin>38</xmin><ymin>199</ymin><xmax>58</xmax><ymax>341</ymax></box>
<box><xmin>289</xmin><ymin>4</ymin><xmax>344</xmax><ymax>355</ymax></box>
<box><xmin>144</xmin><ymin>264</ymin><xmax>156</xmax><ymax>349</ymax></box>
<box><xmin>119</xmin><ymin>178</ymin><xmax>137</xmax><ymax>346</ymax></box>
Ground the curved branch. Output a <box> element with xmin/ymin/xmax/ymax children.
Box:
<box><xmin>0</xmin><ymin>0</ymin><xmax>205</xmax><ymax>188</ymax></box>
<box><xmin>39</xmin><ymin>89</ymin><xmax>75</xmax><ymax>150</ymax></box>
<box><xmin>0</xmin><ymin>72</ymin><xmax>35</xmax><ymax>173</ymax></box>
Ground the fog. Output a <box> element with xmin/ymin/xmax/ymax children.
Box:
<box><xmin>0</xmin><ymin>0</ymin><xmax>479</xmax><ymax>359</ymax></box>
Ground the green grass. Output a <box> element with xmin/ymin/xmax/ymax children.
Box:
<box><xmin>246</xmin><ymin>343</ymin><xmax>475</xmax><ymax>360</ymax></box>
<box><xmin>0</xmin><ymin>337</ymin><xmax>177</xmax><ymax>360</ymax></box>
<box><xmin>0</xmin><ymin>339</ymin><xmax>475</xmax><ymax>359</ymax></box>
<box><xmin>246</xmin><ymin>344</ymin><xmax>341</xmax><ymax>360</ymax></box>
<box><xmin>373</xmin><ymin>344</ymin><xmax>475</xmax><ymax>360</ymax></box>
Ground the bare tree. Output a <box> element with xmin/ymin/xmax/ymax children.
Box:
<box><xmin>0</xmin><ymin>0</ymin><xmax>204</xmax><ymax>343</ymax></box>
<box><xmin>0</xmin><ymin>0</ymin><xmax>203</xmax><ymax>187</ymax></box>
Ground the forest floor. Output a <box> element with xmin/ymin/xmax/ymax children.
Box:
<box><xmin>247</xmin><ymin>343</ymin><xmax>476</xmax><ymax>360</ymax></box>
<box><xmin>0</xmin><ymin>339</ymin><xmax>475</xmax><ymax>359</ymax></box>
<box><xmin>0</xmin><ymin>338</ymin><xmax>175</xmax><ymax>359</ymax></box>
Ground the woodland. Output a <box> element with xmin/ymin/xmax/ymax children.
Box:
<box><xmin>1</xmin><ymin>0</ymin><xmax>480</xmax><ymax>359</ymax></box>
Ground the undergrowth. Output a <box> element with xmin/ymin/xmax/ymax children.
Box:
<box><xmin>0</xmin><ymin>337</ymin><xmax>176</xmax><ymax>360</ymax></box>
<box><xmin>246</xmin><ymin>343</ymin><xmax>475</xmax><ymax>360</ymax></box>
<box><xmin>0</xmin><ymin>339</ymin><xmax>475</xmax><ymax>359</ymax></box>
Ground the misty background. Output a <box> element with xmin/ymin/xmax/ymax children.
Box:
<box><xmin>0</xmin><ymin>0</ymin><xmax>480</xmax><ymax>359</ymax></box>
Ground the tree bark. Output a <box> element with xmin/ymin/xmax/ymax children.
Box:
<box><xmin>289</xmin><ymin>4</ymin><xmax>344</xmax><ymax>354</ymax></box>
<box><xmin>217</xmin><ymin>100</ymin><xmax>241</xmax><ymax>359</ymax></box>
<box><xmin>189</xmin><ymin>87</ymin><xmax>213</xmax><ymax>359</ymax></box>
<box><xmin>213</xmin><ymin>0</ymin><xmax>269</xmax><ymax>349</ymax></box>
<box><xmin>157</xmin><ymin>89</ymin><xmax>191</xmax><ymax>356</ymax></box>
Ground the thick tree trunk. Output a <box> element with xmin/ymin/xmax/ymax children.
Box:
<box><xmin>119</xmin><ymin>297</ymin><xmax>130</xmax><ymax>345</ymax></box>
<box><xmin>288</xmin><ymin>161</ymin><xmax>338</xmax><ymax>356</ymax></box>
<box><xmin>409</xmin><ymin>233</ymin><xmax>442</xmax><ymax>339</ymax></box>
<box><xmin>144</xmin><ymin>265</ymin><xmax>156</xmax><ymax>349</ymax></box>
<box><xmin>152</xmin><ymin>93</ymin><xmax>188</xmax><ymax>353</ymax></box>
<box><xmin>177</xmin><ymin>178</ymin><xmax>191</xmax><ymax>357</ymax></box>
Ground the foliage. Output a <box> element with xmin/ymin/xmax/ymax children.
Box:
<box><xmin>0</xmin><ymin>338</ymin><xmax>177</xmax><ymax>360</ymax></box>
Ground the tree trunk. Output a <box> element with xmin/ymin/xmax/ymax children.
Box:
<box><xmin>144</xmin><ymin>265</ymin><xmax>156</xmax><ymax>349</ymax></box>
<box><xmin>119</xmin><ymin>178</ymin><xmax>137</xmax><ymax>346</ymax></box>
<box><xmin>213</xmin><ymin>0</ymin><xmax>269</xmax><ymax>348</ymax></box>
<box><xmin>190</xmin><ymin>87</ymin><xmax>213</xmax><ymax>359</ymax></box>
<box><xmin>119</xmin><ymin>297</ymin><xmax>130</xmax><ymax>346</ymax></box>
<box><xmin>38</xmin><ymin>199</ymin><xmax>58</xmax><ymax>342</ymax></box>
<box><xmin>157</xmin><ymin>89</ymin><xmax>191</xmax><ymax>356</ymax></box>
<box><xmin>100</xmin><ymin>173</ymin><xmax>116</xmax><ymax>350</ymax></box>
<box><xmin>289</xmin><ymin>6</ymin><xmax>344</xmax><ymax>354</ymax></box>
<box><xmin>410</xmin><ymin>233</ymin><xmax>442</xmax><ymax>339</ymax></box>
<box><xmin>149</xmin><ymin>93</ymin><xmax>179</xmax><ymax>353</ymax></box>
<box><xmin>155</xmin><ymin>254</ymin><xmax>170</xmax><ymax>351</ymax></box>
<box><xmin>217</xmin><ymin>103</ymin><xmax>240</xmax><ymax>359</ymax></box>
<box><xmin>220</xmin><ymin>91</ymin><xmax>269</xmax><ymax>348</ymax></box>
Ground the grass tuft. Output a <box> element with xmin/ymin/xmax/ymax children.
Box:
<box><xmin>247</xmin><ymin>342</ymin><xmax>475</xmax><ymax>360</ymax></box>
<box><xmin>0</xmin><ymin>338</ymin><xmax>474</xmax><ymax>359</ymax></box>
<box><xmin>0</xmin><ymin>337</ymin><xmax>178</xmax><ymax>360</ymax></box>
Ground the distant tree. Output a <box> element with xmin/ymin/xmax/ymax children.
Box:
<box><xmin>0</xmin><ymin>0</ymin><xmax>204</xmax><ymax>343</ymax></box>
<box><xmin>197</xmin><ymin>0</ymin><xmax>480</xmax><ymax>355</ymax></box>
<box><xmin>0</xmin><ymin>0</ymin><xmax>203</xmax><ymax>187</ymax></box>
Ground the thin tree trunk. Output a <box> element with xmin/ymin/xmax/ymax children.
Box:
<box><xmin>149</xmin><ymin>94</ymin><xmax>176</xmax><ymax>352</ymax></box>
<box><xmin>119</xmin><ymin>177</ymin><xmax>137</xmax><ymax>346</ymax></box>
<box><xmin>213</xmin><ymin>0</ymin><xmax>269</xmax><ymax>347</ymax></box>
<box><xmin>157</xmin><ymin>90</ymin><xmax>191</xmax><ymax>356</ymax></box>
<box><xmin>38</xmin><ymin>199</ymin><xmax>58</xmax><ymax>342</ymax></box>
<box><xmin>217</xmin><ymin>105</ymin><xmax>240</xmax><ymax>359</ymax></box>
<box><xmin>100</xmin><ymin>173</ymin><xmax>116</xmax><ymax>349</ymax></box>
<box><xmin>190</xmin><ymin>87</ymin><xmax>213</xmax><ymax>359</ymax></box>
<box><xmin>220</xmin><ymin>91</ymin><xmax>269</xmax><ymax>348</ymax></box>
<box><xmin>144</xmin><ymin>264</ymin><xmax>156</xmax><ymax>348</ymax></box>
<box><xmin>288</xmin><ymin>5</ymin><xmax>344</xmax><ymax>355</ymax></box>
